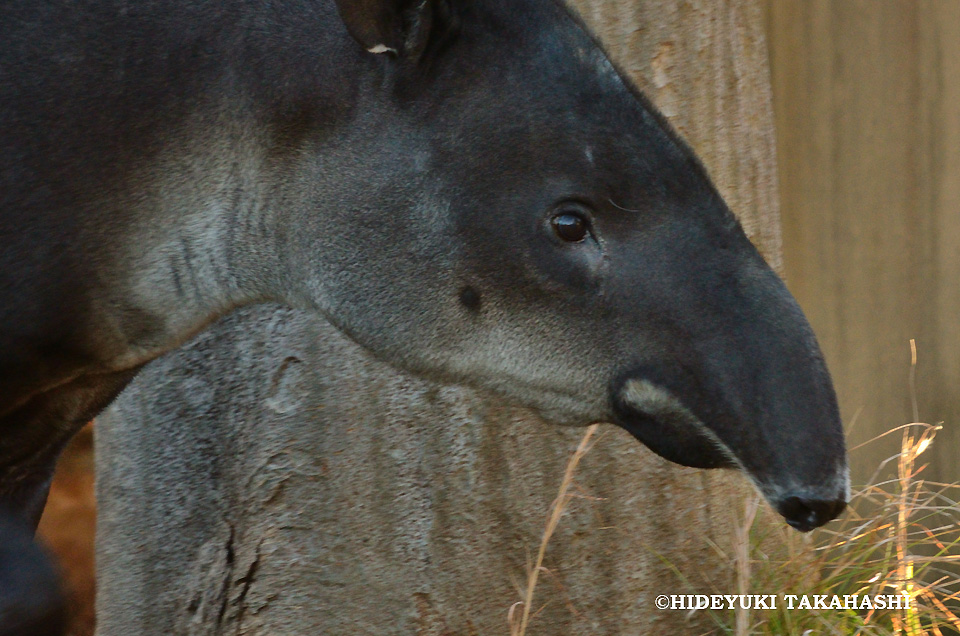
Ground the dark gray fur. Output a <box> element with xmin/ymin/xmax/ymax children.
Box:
<box><xmin>1</xmin><ymin>0</ymin><xmax>846</xmax><ymax>546</ymax></box>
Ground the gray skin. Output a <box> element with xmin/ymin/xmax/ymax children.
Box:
<box><xmin>0</xmin><ymin>0</ymin><xmax>847</xmax><ymax>540</ymax></box>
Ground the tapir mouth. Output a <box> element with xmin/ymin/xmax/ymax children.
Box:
<box><xmin>609</xmin><ymin>368</ymin><xmax>848</xmax><ymax>532</ymax></box>
<box><xmin>611</xmin><ymin>377</ymin><xmax>739</xmax><ymax>470</ymax></box>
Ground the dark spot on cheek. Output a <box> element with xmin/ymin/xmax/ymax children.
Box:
<box><xmin>459</xmin><ymin>286</ymin><xmax>481</xmax><ymax>311</ymax></box>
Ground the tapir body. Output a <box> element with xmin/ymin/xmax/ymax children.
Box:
<box><xmin>1</xmin><ymin>0</ymin><xmax>846</xmax><ymax>551</ymax></box>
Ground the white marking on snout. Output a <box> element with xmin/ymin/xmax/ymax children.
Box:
<box><xmin>620</xmin><ymin>381</ymin><xmax>851</xmax><ymax>518</ymax></box>
<box><xmin>618</xmin><ymin>379</ymin><xmax>794</xmax><ymax>506</ymax></box>
<box><xmin>838</xmin><ymin>464</ymin><xmax>852</xmax><ymax>502</ymax></box>
<box><xmin>584</xmin><ymin>145</ymin><xmax>594</xmax><ymax>166</ymax></box>
<box><xmin>620</xmin><ymin>379</ymin><xmax>743</xmax><ymax>471</ymax></box>
<box><xmin>727</xmin><ymin>439</ymin><xmax>850</xmax><ymax>508</ymax></box>
<box><xmin>814</xmin><ymin>463</ymin><xmax>852</xmax><ymax>509</ymax></box>
<box><xmin>367</xmin><ymin>44</ymin><xmax>397</xmax><ymax>55</ymax></box>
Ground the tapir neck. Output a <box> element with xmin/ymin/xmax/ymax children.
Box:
<box><xmin>115</xmin><ymin>119</ymin><xmax>283</xmax><ymax>361</ymax></box>
<box><xmin>0</xmin><ymin>0</ymin><xmax>369</xmax><ymax>401</ymax></box>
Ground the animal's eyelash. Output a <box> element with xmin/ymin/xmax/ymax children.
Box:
<box><xmin>608</xmin><ymin>198</ymin><xmax>640</xmax><ymax>213</ymax></box>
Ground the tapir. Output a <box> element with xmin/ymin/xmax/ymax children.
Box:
<box><xmin>1</xmin><ymin>0</ymin><xmax>848</xmax><ymax>548</ymax></box>
<box><xmin>0</xmin><ymin>510</ymin><xmax>66</xmax><ymax>636</ymax></box>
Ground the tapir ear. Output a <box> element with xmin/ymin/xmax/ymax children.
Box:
<box><xmin>334</xmin><ymin>0</ymin><xmax>434</xmax><ymax>56</ymax></box>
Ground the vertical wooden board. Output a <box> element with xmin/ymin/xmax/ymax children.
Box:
<box><xmin>767</xmin><ymin>0</ymin><xmax>960</xmax><ymax>482</ymax></box>
<box><xmin>920</xmin><ymin>1</ymin><xmax>960</xmax><ymax>481</ymax></box>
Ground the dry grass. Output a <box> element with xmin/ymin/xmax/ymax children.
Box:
<box><xmin>507</xmin><ymin>423</ymin><xmax>599</xmax><ymax>636</ymax></box>
<box><xmin>508</xmin><ymin>340</ymin><xmax>960</xmax><ymax>635</ymax></box>
<box><xmin>714</xmin><ymin>340</ymin><xmax>960</xmax><ymax>635</ymax></box>
<box><xmin>728</xmin><ymin>420</ymin><xmax>960</xmax><ymax>635</ymax></box>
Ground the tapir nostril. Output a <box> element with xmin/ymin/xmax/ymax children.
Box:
<box><xmin>776</xmin><ymin>496</ymin><xmax>846</xmax><ymax>533</ymax></box>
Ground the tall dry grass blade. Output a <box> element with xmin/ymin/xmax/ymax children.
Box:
<box><xmin>509</xmin><ymin>424</ymin><xmax>599</xmax><ymax>636</ymax></box>
<box><xmin>735</xmin><ymin>495</ymin><xmax>761</xmax><ymax>636</ymax></box>
<box><xmin>909</xmin><ymin>339</ymin><xmax>920</xmax><ymax>424</ymax></box>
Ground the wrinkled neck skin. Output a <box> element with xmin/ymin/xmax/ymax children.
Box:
<box><xmin>0</xmin><ymin>2</ymin><xmax>383</xmax><ymax>522</ymax></box>
<box><xmin>8</xmin><ymin>7</ymin><xmax>393</xmax><ymax>398</ymax></box>
<box><xmin>109</xmin><ymin>115</ymin><xmax>285</xmax><ymax>368</ymax></box>
<box><xmin>0</xmin><ymin>2</ymin><xmax>404</xmax><ymax>423</ymax></box>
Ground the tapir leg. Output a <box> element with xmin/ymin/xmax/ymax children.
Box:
<box><xmin>0</xmin><ymin>366</ymin><xmax>142</xmax><ymax>530</ymax></box>
<box><xmin>0</xmin><ymin>369</ymin><xmax>140</xmax><ymax>635</ymax></box>
<box><xmin>0</xmin><ymin>507</ymin><xmax>67</xmax><ymax>636</ymax></box>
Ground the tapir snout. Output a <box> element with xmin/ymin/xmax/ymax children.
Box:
<box><xmin>609</xmin><ymin>255</ymin><xmax>848</xmax><ymax>532</ymax></box>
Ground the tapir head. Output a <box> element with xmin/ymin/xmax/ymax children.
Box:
<box><xmin>287</xmin><ymin>0</ymin><xmax>848</xmax><ymax>531</ymax></box>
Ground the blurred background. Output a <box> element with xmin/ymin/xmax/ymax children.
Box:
<box><xmin>766</xmin><ymin>0</ymin><xmax>960</xmax><ymax>486</ymax></box>
<box><xmin>37</xmin><ymin>2</ymin><xmax>960</xmax><ymax>634</ymax></box>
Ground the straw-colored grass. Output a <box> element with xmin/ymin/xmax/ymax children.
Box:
<box><xmin>728</xmin><ymin>420</ymin><xmax>960</xmax><ymax>636</ymax></box>
<box><xmin>508</xmin><ymin>340</ymin><xmax>960</xmax><ymax>635</ymax></box>
<box><xmin>722</xmin><ymin>341</ymin><xmax>960</xmax><ymax>635</ymax></box>
<box><xmin>508</xmin><ymin>423</ymin><xmax>599</xmax><ymax>636</ymax></box>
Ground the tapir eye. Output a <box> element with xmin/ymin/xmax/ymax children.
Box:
<box><xmin>551</xmin><ymin>212</ymin><xmax>590</xmax><ymax>242</ymax></box>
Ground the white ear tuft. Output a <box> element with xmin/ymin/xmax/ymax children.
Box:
<box><xmin>367</xmin><ymin>43</ymin><xmax>398</xmax><ymax>54</ymax></box>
